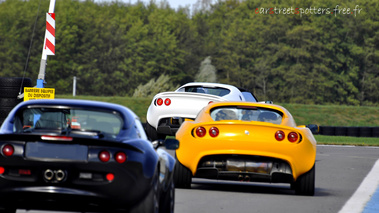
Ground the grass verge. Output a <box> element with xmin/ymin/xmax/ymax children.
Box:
<box><xmin>315</xmin><ymin>135</ymin><xmax>379</xmax><ymax>146</ymax></box>
<box><xmin>56</xmin><ymin>95</ymin><xmax>379</xmax><ymax>146</ymax></box>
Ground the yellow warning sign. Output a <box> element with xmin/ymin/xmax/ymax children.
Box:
<box><xmin>24</xmin><ymin>87</ymin><xmax>55</xmax><ymax>101</ymax></box>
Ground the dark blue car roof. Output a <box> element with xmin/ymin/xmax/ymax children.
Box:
<box><xmin>1</xmin><ymin>99</ymin><xmax>139</xmax><ymax>138</ymax></box>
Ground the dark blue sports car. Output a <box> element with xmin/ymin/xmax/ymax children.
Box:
<box><xmin>0</xmin><ymin>99</ymin><xmax>178</xmax><ymax>213</ymax></box>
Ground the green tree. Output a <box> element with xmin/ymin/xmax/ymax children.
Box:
<box><xmin>132</xmin><ymin>74</ymin><xmax>179</xmax><ymax>98</ymax></box>
<box><xmin>195</xmin><ymin>56</ymin><xmax>217</xmax><ymax>82</ymax></box>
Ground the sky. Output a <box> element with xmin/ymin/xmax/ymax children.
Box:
<box><xmin>96</xmin><ymin>0</ymin><xmax>202</xmax><ymax>10</ymax></box>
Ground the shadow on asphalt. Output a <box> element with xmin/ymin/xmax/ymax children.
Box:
<box><xmin>189</xmin><ymin>178</ymin><xmax>330</xmax><ymax>197</ymax></box>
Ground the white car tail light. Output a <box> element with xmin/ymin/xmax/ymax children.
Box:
<box><xmin>164</xmin><ymin>98</ymin><xmax>171</xmax><ymax>106</ymax></box>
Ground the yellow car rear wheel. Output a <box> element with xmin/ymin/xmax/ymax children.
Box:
<box><xmin>294</xmin><ymin>164</ymin><xmax>315</xmax><ymax>196</ymax></box>
<box><xmin>174</xmin><ymin>156</ymin><xmax>192</xmax><ymax>188</ymax></box>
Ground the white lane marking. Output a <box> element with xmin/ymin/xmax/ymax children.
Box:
<box><xmin>338</xmin><ymin>159</ymin><xmax>379</xmax><ymax>213</ymax></box>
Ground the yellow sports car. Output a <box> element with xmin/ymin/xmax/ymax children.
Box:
<box><xmin>174</xmin><ymin>101</ymin><xmax>317</xmax><ymax>195</ymax></box>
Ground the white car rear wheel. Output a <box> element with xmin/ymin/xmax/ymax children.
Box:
<box><xmin>145</xmin><ymin>122</ymin><xmax>165</xmax><ymax>141</ymax></box>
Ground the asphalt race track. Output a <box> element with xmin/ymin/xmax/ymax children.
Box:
<box><xmin>174</xmin><ymin>145</ymin><xmax>379</xmax><ymax>213</ymax></box>
<box><xmin>17</xmin><ymin>145</ymin><xmax>379</xmax><ymax>213</ymax></box>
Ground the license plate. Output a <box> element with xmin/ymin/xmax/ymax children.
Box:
<box><xmin>26</xmin><ymin>142</ymin><xmax>88</xmax><ymax>161</ymax></box>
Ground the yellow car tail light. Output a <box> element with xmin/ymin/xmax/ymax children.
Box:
<box><xmin>209</xmin><ymin>127</ymin><xmax>219</xmax><ymax>137</ymax></box>
<box><xmin>288</xmin><ymin>132</ymin><xmax>299</xmax><ymax>143</ymax></box>
<box><xmin>275</xmin><ymin>130</ymin><xmax>285</xmax><ymax>141</ymax></box>
<box><xmin>196</xmin><ymin>127</ymin><xmax>206</xmax><ymax>137</ymax></box>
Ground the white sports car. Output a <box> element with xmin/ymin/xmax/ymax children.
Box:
<box><xmin>145</xmin><ymin>82</ymin><xmax>258</xmax><ymax>140</ymax></box>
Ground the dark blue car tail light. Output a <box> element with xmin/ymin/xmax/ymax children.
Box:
<box><xmin>98</xmin><ymin>150</ymin><xmax>127</xmax><ymax>163</ymax></box>
<box><xmin>2</xmin><ymin>144</ymin><xmax>14</xmax><ymax>157</ymax></box>
<box><xmin>99</xmin><ymin>150</ymin><xmax>111</xmax><ymax>162</ymax></box>
<box><xmin>18</xmin><ymin>169</ymin><xmax>32</xmax><ymax>175</ymax></box>
<box><xmin>41</xmin><ymin>135</ymin><xmax>73</xmax><ymax>141</ymax></box>
<box><xmin>79</xmin><ymin>172</ymin><xmax>115</xmax><ymax>182</ymax></box>
<box><xmin>115</xmin><ymin>152</ymin><xmax>127</xmax><ymax>164</ymax></box>
<box><xmin>106</xmin><ymin>173</ymin><xmax>115</xmax><ymax>182</ymax></box>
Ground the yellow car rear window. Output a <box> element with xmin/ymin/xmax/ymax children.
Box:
<box><xmin>210</xmin><ymin>106</ymin><xmax>283</xmax><ymax>125</ymax></box>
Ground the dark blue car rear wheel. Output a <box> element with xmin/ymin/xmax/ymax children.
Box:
<box><xmin>159</xmin><ymin>180</ymin><xmax>175</xmax><ymax>213</ymax></box>
<box><xmin>0</xmin><ymin>207</ymin><xmax>16</xmax><ymax>213</ymax></box>
<box><xmin>130</xmin><ymin>170</ymin><xmax>160</xmax><ymax>213</ymax></box>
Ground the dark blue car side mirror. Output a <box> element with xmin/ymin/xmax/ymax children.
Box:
<box><xmin>306</xmin><ymin>124</ymin><xmax>319</xmax><ymax>134</ymax></box>
<box><xmin>164</xmin><ymin>138</ymin><xmax>179</xmax><ymax>150</ymax></box>
<box><xmin>152</xmin><ymin>138</ymin><xmax>179</xmax><ymax>150</ymax></box>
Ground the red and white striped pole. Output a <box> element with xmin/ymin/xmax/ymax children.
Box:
<box><xmin>44</xmin><ymin>12</ymin><xmax>55</xmax><ymax>56</ymax></box>
<box><xmin>37</xmin><ymin>0</ymin><xmax>56</xmax><ymax>88</ymax></box>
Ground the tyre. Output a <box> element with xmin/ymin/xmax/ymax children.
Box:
<box><xmin>0</xmin><ymin>207</ymin><xmax>16</xmax><ymax>213</ymax></box>
<box><xmin>0</xmin><ymin>98</ymin><xmax>22</xmax><ymax>108</ymax></box>
<box><xmin>159</xmin><ymin>180</ymin><xmax>175</xmax><ymax>213</ymax></box>
<box><xmin>294</xmin><ymin>165</ymin><xmax>315</xmax><ymax>196</ymax></box>
<box><xmin>0</xmin><ymin>77</ymin><xmax>32</xmax><ymax>87</ymax></box>
<box><xmin>0</xmin><ymin>77</ymin><xmax>32</xmax><ymax>126</ymax></box>
<box><xmin>174</xmin><ymin>156</ymin><xmax>192</xmax><ymax>189</ymax></box>
<box><xmin>0</xmin><ymin>107</ymin><xmax>14</xmax><ymax>125</ymax></box>
<box><xmin>0</xmin><ymin>108</ymin><xmax>13</xmax><ymax>119</ymax></box>
<box><xmin>0</xmin><ymin>88</ymin><xmax>23</xmax><ymax>98</ymax></box>
<box><xmin>346</xmin><ymin>127</ymin><xmax>360</xmax><ymax>137</ymax></box>
<box><xmin>372</xmin><ymin>127</ymin><xmax>379</xmax><ymax>138</ymax></box>
<box><xmin>319</xmin><ymin>126</ymin><xmax>335</xmax><ymax>136</ymax></box>
<box><xmin>359</xmin><ymin>127</ymin><xmax>372</xmax><ymax>137</ymax></box>
<box><xmin>145</xmin><ymin>122</ymin><xmax>165</xmax><ymax>141</ymax></box>
<box><xmin>0</xmin><ymin>77</ymin><xmax>32</xmax><ymax>99</ymax></box>
<box><xmin>130</xmin><ymin>170</ymin><xmax>159</xmax><ymax>213</ymax></box>
<box><xmin>334</xmin><ymin>126</ymin><xmax>347</xmax><ymax>136</ymax></box>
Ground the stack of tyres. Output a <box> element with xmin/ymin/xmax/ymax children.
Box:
<box><xmin>0</xmin><ymin>77</ymin><xmax>32</xmax><ymax>125</ymax></box>
<box><xmin>359</xmin><ymin>127</ymin><xmax>372</xmax><ymax>137</ymax></box>
<box><xmin>346</xmin><ymin>127</ymin><xmax>360</xmax><ymax>137</ymax></box>
<box><xmin>319</xmin><ymin>126</ymin><xmax>379</xmax><ymax>137</ymax></box>
<box><xmin>373</xmin><ymin>127</ymin><xmax>379</xmax><ymax>137</ymax></box>
<box><xmin>319</xmin><ymin>126</ymin><xmax>335</xmax><ymax>136</ymax></box>
<box><xmin>334</xmin><ymin>126</ymin><xmax>347</xmax><ymax>136</ymax></box>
